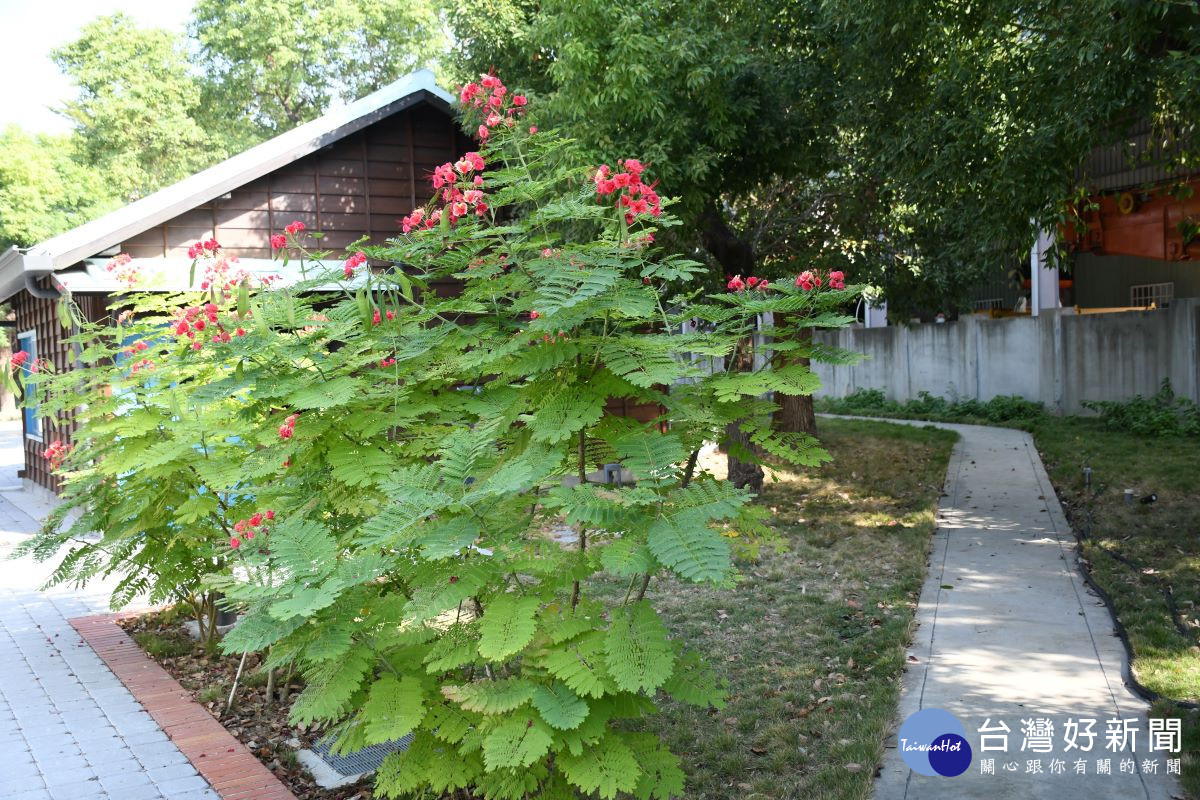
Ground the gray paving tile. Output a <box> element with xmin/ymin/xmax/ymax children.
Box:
<box><xmin>0</xmin><ymin>428</ymin><xmax>212</xmax><ymax>800</ymax></box>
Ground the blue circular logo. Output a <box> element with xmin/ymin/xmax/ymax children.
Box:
<box><xmin>898</xmin><ymin>708</ymin><xmax>972</xmax><ymax>777</ymax></box>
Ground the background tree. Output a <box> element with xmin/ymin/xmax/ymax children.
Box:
<box><xmin>448</xmin><ymin>0</ymin><xmax>843</xmax><ymax>474</ymax></box>
<box><xmin>821</xmin><ymin>0</ymin><xmax>1200</xmax><ymax>313</ymax></box>
<box><xmin>51</xmin><ymin>14</ymin><xmax>218</xmax><ymax>201</ymax></box>
<box><xmin>190</xmin><ymin>0</ymin><xmax>446</xmax><ymax>141</ymax></box>
<box><xmin>0</xmin><ymin>126</ymin><xmax>116</xmax><ymax>248</ymax></box>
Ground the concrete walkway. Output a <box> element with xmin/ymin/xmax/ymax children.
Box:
<box><xmin>0</xmin><ymin>423</ymin><xmax>218</xmax><ymax>800</ymax></box>
<box><xmin>867</xmin><ymin>420</ymin><xmax>1182</xmax><ymax>799</ymax></box>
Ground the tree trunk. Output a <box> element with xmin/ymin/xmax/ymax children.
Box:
<box><xmin>724</xmin><ymin>421</ymin><xmax>763</xmax><ymax>492</ymax></box>
<box><xmin>699</xmin><ymin>202</ymin><xmax>764</xmax><ymax>489</ymax></box>
<box><xmin>774</xmin><ymin>327</ymin><xmax>817</xmax><ymax>436</ymax></box>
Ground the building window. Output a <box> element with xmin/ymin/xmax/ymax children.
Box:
<box><xmin>16</xmin><ymin>329</ymin><xmax>39</xmax><ymax>441</ymax></box>
<box><xmin>1130</xmin><ymin>282</ymin><xmax>1173</xmax><ymax>309</ymax></box>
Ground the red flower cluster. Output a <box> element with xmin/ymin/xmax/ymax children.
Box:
<box><xmin>231</xmin><ymin>509</ymin><xmax>275</xmax><ymax>547</ymax></box>
<box><xmin>10</xmin><ymin>351</ymin><xmax>28</xmax><ymax>370</ymax></box>
<box><xmin>105</xmin><ymin>253</ymin><xmax>141</xmax><ymax>287</ymax></box>
<box><xmin>529</xmin><ymin>310</ymin><xmax>541</xmax><ymax>320</ymax></box>
<box><xmin>378</xmin><ymin>356</ymin><xmax>397</xmax><ymax>368</ymax></box>
<box><xmin>594</xmin><ymin>160</ymin><xmax>662</xmax><ymax>225</ymax></box>
<box><xmin>129</xmin><ymin>358</ymin><xmax>155</xmax><ymax>374</ymax></box>
<box><xmin>278</xmin><ymin>413</ymin><xmax>299</xmax><ymax>440</ymax></box>
<box><xmin>174</xmin><ymin>302</ymin><xmax>240</xmax><ymax>349</ymax></box>
<box><xmin>795</xmin><ymin>269</ymin><xmax>845</xmax><ymax>291</ymax></box>
<box><xmin>187</xmin><ymin>239</ymin><xmax>220</xmax><ymax>260</ymax></box>
<box><xmin>400</xmin><ymin>207</ymin><xmax>439</xmax><ymax>233</ymax></box>
<box><xmin>404</xmin><ymin>152</ymin><xmax>490</xmax><ymax>232</ymax></box>
<box><xmin>343</xmin><ymin>251</ymin><xmax>367</xmax><ymax>278</ymax></box>
<box><xmin>270</xmin><ymin>234</ymin><xmax>287</xmax><ymax>249</ymax></box>
<box><xmin>727</xmin><ymin>275</ymin><xmax>770</xmax><ymax>292</ymax></box>
<box><xmin>45</xmin><ymin>440</ymin><xmax>71</xmax><ymax>471</ymax></box>
<box><xmin>284</xmin><ymin>221</ymin><xmax>306</xmax><ymax>235</ymax></box>
<box><xmin>459</xmin><ymin>74</ymin><xmax>527</xmax><ymax>141</ymax></box>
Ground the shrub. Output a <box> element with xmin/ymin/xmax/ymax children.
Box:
<box><xmin>1083</xmin><ymin>379</ymin><xmax>1200</xmax><ymax>438</ymax></box>
<box><xmin>818</xmin><ymin>389</ymin><xmax>1044</xmax><ymax>423</ymax></box>
<box><xmin>13</xmin><ymin>76</ymin><xmax>859</xmax><ymax>799</ymax></box>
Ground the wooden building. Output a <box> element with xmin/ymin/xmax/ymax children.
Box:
<box><xmin>0</xmin><ymin>70</ymin><xmax>470</xmax><ymax>497</ymax></box>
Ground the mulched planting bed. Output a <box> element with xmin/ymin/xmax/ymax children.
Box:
<box><xmin>119</xmin><ymin>611</ymin><xmax>372</xmax><ymax>800</ymax></box>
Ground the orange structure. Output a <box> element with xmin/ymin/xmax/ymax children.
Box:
<box><xmin>1064</xmin><ymin>176</ymin><xmax>1200</xmax><ymax>261</ymax></box>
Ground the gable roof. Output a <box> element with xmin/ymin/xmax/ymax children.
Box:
<box><xmin>1</xmin><ymin>69</ymin><xmax>452</xmax><ymax>301</ymax></box>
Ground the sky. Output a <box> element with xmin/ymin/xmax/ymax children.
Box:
<box><xmin>0</xmin><ymin>0</ymin><xmax>193</xmax><ymax>135</ymax></box>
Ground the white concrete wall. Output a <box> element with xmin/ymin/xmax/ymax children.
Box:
<box><xmin>813</xmin><ymin>298</ymin><xmax>1200</xmax><ymax>413</ymax></box>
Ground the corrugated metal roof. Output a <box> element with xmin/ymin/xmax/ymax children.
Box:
<box><xmin>51</xmin><ymin>257</ymin><xmax>365</xmax><ymax>294</ymax></box>
<box><xmin>26</xmin><ymin>69</ymin><xmax>452</xmax><ymax>271</ymax></box>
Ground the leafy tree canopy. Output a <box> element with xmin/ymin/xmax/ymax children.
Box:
<box><xmin>51</xmin><ymin>13</ymin><xmax>219</xmax><ymax>201</ymax></box>
<box><xmin>0</xmin><ymin>126</ymin><xmax>117</xmax><ymax>248</ymax></box>
<box><xmin>190</xmin><ymin>0</ymin><xmax>446</xmax><ymax>139</ymax></box>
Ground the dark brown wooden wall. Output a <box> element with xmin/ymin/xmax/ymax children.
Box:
<box><xmin>18</xmin><ymin>100</ymin><xmax>471</xmax><ymax>493</ymax></box>
<box><xmin>120</xmin><ymin>102</ymin><xmax>473</xmax><ymax>258</ymax></box>
<box><xmin>14</xmin><ymin>289</ymin><xmax>110</xmax><ymax>493</ymax></box>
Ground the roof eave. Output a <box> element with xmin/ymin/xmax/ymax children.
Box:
<box><xmin>27</xmin><ymin>70</ymin><xmax>455</xmax><ymax>270</ymax></box>
<box><xmin>0</xmin><ymin>247</ymin><xmax>55</xmax><ymax>304</ymax></box>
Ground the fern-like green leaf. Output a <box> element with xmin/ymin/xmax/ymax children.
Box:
<box><xmin>478</xmin><ymin>594</ymin><xmax>540</xmax><ymax>662</ymax></box>
<box><xmin>362</xmin><ymin>674</ymin><xmax>427</xmax><ymax>745</ymax></box>
<box><xmin>604</xmin><ymin>601</ymin><xmax>675</xmax><ymax>694</ymax></box>
<box><xmin>628</xmin><ymin>732</ymin><xmax>687</xmax><ymax>800</ymax></box>
<box><xmin>558</xmin><ymin>733</ymin><xmax>642</xmax><ymax>800</ymax></box>
<box><xmin>270</xmin><ymin>518</ymin><xmax>337</xmax><ymax>577</ymax></box>
<box><xmin>531</xmin><ymin>682</ymin><xmax>589</xmax><ymax>730</ymax></box>
<box><xmin>539</xmin><ymin>630</ymin><xmax>614</xmax><ymax>698</ymax></box>
<box><xmin>442</xmin><ymin>678</ymin><xmax>535</xmax><ymax>714</ymax></box>
<box><xmin>646</xmin><ymin>514</ymin><xmax>731</xmax><ymax>583</ymax></box>
<box><xmin>481</xmin><ymin>710</ymin><xmax>555</xmax><ymax>770</ymax></box>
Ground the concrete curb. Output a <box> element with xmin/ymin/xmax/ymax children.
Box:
<box><xmin>69</xmin><ymin>613</ymin><xmax>299</xmax><ymax>800</ymax></box>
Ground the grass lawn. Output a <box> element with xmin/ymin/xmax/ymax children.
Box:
<box><xmin>593</xmin><ymin>417</ymin><xmax>958</xmax><ymax>800</ymax></box>
<box><xmin>1028</xmin><ymin>415</ymin><xmax>1200</xmax><ymax>796</ymax></box>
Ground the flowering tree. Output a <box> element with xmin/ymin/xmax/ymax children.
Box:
<box><xmin>17</xmin><ymin>78</ymin><xmax>858</xmax><ymax>798</ymax></box>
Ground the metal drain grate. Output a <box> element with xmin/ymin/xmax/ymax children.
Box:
<box><xmin>310</xmin><ymin>733</ymin><xmax>413</xmax><ymax>777</ymax></box>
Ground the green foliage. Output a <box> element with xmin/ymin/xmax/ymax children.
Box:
<box><xmin>18</xmin><ymin>89</ymin><xmax>857</xmax><ymax>798</ymax></box>
<box><xmin>190</xmin><ymin>0</ymin><xmax>446</xmax><ymax>139</ymax></box>
<box><xmin>1082</xmin><ymin>379</ymin><xmax>1200</xmax><ymax>438</ymax></box>
<box><xmin>52</xmin><ymin>14</ymin><xmax>219</xmax><ymax>200</ymax></box>
<box><xmin>818</xmin><ymin>388</ymin><xmax>1047</xmax><ymax>425</ymax></box>
<box><xmin>0</xmin><ymin>126</ymin><xmax>117</xmax><ymax>248</ymax></box>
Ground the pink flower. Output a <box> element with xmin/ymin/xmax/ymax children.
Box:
<box><xmin>459</xmin><ymin>83</ymin><xmax>480</xmax><ymax>103</ymax></box>
<box><xmin>229</xmin><ymin>537</ymin><xmax>241</xmax><ymax>549</ymax></box>
<box><xmin>758</xmin><ymin>279</ymin><xmax>769</xmax><ymax>290</ymax></box>
<box><xmin>266</xmin><ymin>510</ymin><xmax>275</xmax><ymax>521</ymax></box>
<box><xmin>796</xmin><ymin>270</ymin><xmax>820</xmax><ymax>291</ymax></box>
<box><xmin>284</xmin><ymin>220</ymin><xmax>306</xmax><ymax>235</ymax></box>
<box><xmin>485</xmin><ymin>112</ymin><xmax>502</xmax><ymax>127</ymax></box>
<box><xmin>481</xmin><ymin>74</ymin><xmax>500</xmax><ymax>90</ymax></box>
<box><xmin>270</xmin><ymin>234</ymin><xmax>287</xmax><ymax>249</ymax></box>
<box><xmin>203</xmin><ymin>239</ymin><xmax>220</xmax><ymax>252</ymax></box>
<box><xmin>10</xmin><ymin>351</ymin><xmax>27</xmax><ymax>369</ymax></box>
<box><xmin>512</xmin><ymin>95</ymin><xmax>527</xmax><ymax>107</ymax></box>
<box><xmin>529</xmin><ymin>126</ymin><xmax>538</xmax><ymax>134</ymax></box>
<box><xmin>235</xmin><ymin>328</ymin><xmax>246</xmax><ymax>337</ymax></box>
<box><xmin>477</xmin><ymin>125</ymin><xmax>489</xmax><ymax>140</ymax></box>
<box><xmin>828</xmin><ymin>270</ymin><xmax>846</xmax><ymax>290</ymax></box>
<box><xmin>727</xmin><ymin>275</ymin><xmax>745</xmax><ymax>292</ymax></box>
<box><xmin>372</xmin><ymin>309</ymin><xmax>382</xmax><ymax>325</ymax></box>
<box><xmin>747</xmin><ymin>276</ymin><xmax>759</xmax><ymax>287</ymax></box>
<box><xmin>530</xmin><ymin>310</ymin><xmax>541</xmax><ymax>320</ymax></box>
<box><xmin>343</xmin><ymin>250</ymin><xmax>367</xmax><ymax>278</ymax></box>
<box><xmin>249</xmin><ymin>512</ymin><xmax>263</xmax><ymax>527</ymax></box>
